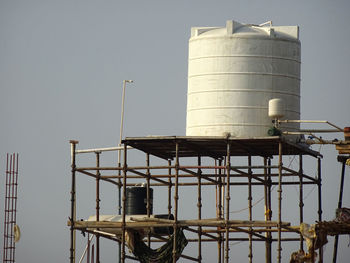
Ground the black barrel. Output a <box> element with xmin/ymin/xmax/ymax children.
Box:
<box><xmin>125</xmin><ymin>187</ymin><xmax>153</xmax><ymax>215</ymax></box>
<box><xmin>153</xmin><ymin>214</ymin><xmax>174</xmax><ymax>235</ymax></box>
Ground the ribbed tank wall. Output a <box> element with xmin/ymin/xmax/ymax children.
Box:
<box><xmin>186</xmin><ymin>20</ymin><xmax>301</xmax><ymax>138</ymax></box>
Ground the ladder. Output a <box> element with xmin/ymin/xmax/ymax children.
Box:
<box><xmin>2</xmin><ymin>153</ymin><xmax>19</xmax><ymax>263</ymax></box>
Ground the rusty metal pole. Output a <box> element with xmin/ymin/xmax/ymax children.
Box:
<box><xmin>277</xmin><ymin>141</ymin><xmax>283</xmax><ymax>263</ymax></box>
<box><xmin>117</xmin><ymin>161</ymin><xmax>122</xmax><ymax>263</ymax></box>
<box><xmin>225</xmin><ymin>142</ymin><xmax>231</xmax><ymax>263</ymax></box>
<box><xmin>87</xmin><ymin>234</ymin><xmax>90</xmax><ymax>263</ymax></box>
<box><xmin>333</xmin><ymin>156</ymin><xmax>346</xmax><ymax>263</ymax></box>
<box><xmin>217</xmin><ymin>159</ymin><xmax>223</xmax><ymax>263</ymax></box>
<box><xmin>264</xmin><ymin>157</ymin><xmax>272</xmax><ymax>263</ymax></box>
<box><xmin>299</xmin><ymin>154</ymin><xmax>304</xmax><ymax>251</ymax></box>
<box><xmin>146</xmin><ymin>153</ymin><xmax>151</xmax><ymax>247</ymax></box>
<box><xmin>70</xmin><ymin>140</ymin><xmax>79</xmax><ymax>263</ymax></box>
<box><xmin>168</xmin><ymin>160</ymin><xmax>172</xmax><ymax>218</ymax></box>
<box><xmin>118</xmin><ymin>80</ymin><xmax>132</xmax><ymax>263</ymax></box>
<box><xmin>197</xmin><ymin>155</ymin><xmax>202</xmax><ymax>262</ymax></box>
<box><xmin>173</xmin><ymin>142</ymin><xmax>180</xmax><ymax>263</ymax></box>
<box><xmin>267</xmin><ymin>157</ymin><xmax>272</xmax><ymax>262</ymax></box>
<box><xmin>248</xmin><ymin>155</ymin><xmax>253</xmax><ymax>263</ymax></box>
<box><xmin>95</xmin><ymin>151</ymin><xmax>101</xmax><ymax>263</ymax></box>
<box><xmin>317</xmin><ymin>157</ymin><xmax>323</xmax><ymax>263</ymax></box>
<box><xmin>91</xmin><ymin>244</ymin><xmax>95</xmax><ymax>263</ymax></box>
<box><xmin>121</xmin><ymin>144</ymin><xmax>127</xmax><ymax>263</ymax></box>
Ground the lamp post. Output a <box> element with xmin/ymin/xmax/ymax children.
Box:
<box><xmin>118</xmin><ymin>79</ymin><xmax>133</xmax><ymax>263</ymax></box>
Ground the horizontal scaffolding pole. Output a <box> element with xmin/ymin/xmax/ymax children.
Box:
<box><xmin>76</xmin><ymin>146</ymin><xmax>133</xmax><ymax>154</ymax></box>
<box><xmin>69</xmin><ymin>219</ymin><xmax>291</xmax><ymax>229</ymax></box>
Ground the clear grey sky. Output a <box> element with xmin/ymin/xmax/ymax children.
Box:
<box><xmin>1</xmin><ymin>0</ymin><xmax>350</xmax><ymax>262</ymax></box>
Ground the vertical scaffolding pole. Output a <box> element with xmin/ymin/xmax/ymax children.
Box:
<box><xmin>121</xmin><ymin>144</ymin><xmax>127</xmax><ymax>263</ymax></box>
<box><xmin>277</xmin><ymin>141</ymin><xmax>283</xmax><ymax>263</ymax></box>
<box><xmin>299</xmin><ymin>155</ymin><xmax>304</xmax><ymax>251</ymax></box>
<box><xmin>91</xmin><ymin>244</ymin><xmax>95</xmax><ymax>263</ymax></box>
<box><xmin>333</xmin><ymin>156</ymin><xmax>346</xmax><ymax>263</ymax></box>
<box><xmin>70</xmin><ymin>140</ymin><xmax>78</xmax><ymax>263</ymax></box>
<box><xmin>2</xmin><ymin>153</ymin><xmax>19</xmax><ymax>263</ymax></box>
<box><xmin>197</xmin><ymin>155</ymin><xmax>202</xmax><ymax>262</ymax></box>
<box><xmin>95</xmin><ymin>152</ymin><xmax>101</xmax><ymax>263</ymax></box>
<box><xmin>117</xmin><ymin>158</ymin><xmax>122</xmax><ymax>263</ymax></box>
<box><xmin>217</xmin><ymin>159</ymin><xmax>223</xmax><ymax>263</ymax></box>
<box><xmin>3</xmin><ymin>154</ymin><xmax>11</xmax><ymax>262</ymax></box>
<box><xmin>318</xmin><ymin>157</ymin><xmax>323</xmax><ymax>263</ymax></box>
<box><xmin>172</xmin><ymin>142</ymin><xmax>180</xmax><ymax>263</ymax></box>
<box><xmin>264</xmin><ymin>157</ymin><xmax>272</xmax><ymax>263</ymax></box>
<box><xmin>248</xmin><ymin>155</ymin><xmax>253</xmax><ymax>263</ymax></box>
<box><xmin>87</xmin><ymin>234</ymin><xmax>91</xmax><ymax>263</ymax></box>
<box><xmin>332</xmin><ymin>156</ymin><xmax>346</xmax><ymax>263</ymax></box>
<box><xmin>146</xmin><ymin>153</ymin><xmax>151</xmax><ymax>247</ymax></box>
<box><xmin>168</xmin><ymin>160</ymin><xmax>172</xmax><ymax>218</ymax></box>
<box><xmin>225</xmin><ymin>142</ymin><xmax>231</xmax><ymax>263</ymax></box>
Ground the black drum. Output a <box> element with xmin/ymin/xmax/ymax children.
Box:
<box><xmin>125</xmin><ymin>187</ymin><xmax>153</xmax><ymax>215</ymax></box>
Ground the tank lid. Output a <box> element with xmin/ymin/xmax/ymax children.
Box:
<box><xmin>191</xmin><ymin>20</ymin><xmax>299</xmax><ymax>40</ymax></box>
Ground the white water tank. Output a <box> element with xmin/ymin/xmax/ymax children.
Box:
<box><xmin>268</xmin><ymin>98</ymin><xmax>285</xmax><ymax>119</ymax></box>
<box><xmin>186</xmin><ymin>20</ymin><xmax>300</xmax><ymax>138</ymax></box>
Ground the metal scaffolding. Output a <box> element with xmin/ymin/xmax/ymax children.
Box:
<box><xmin>69</xmin><ymin>136</ymin><xmax>325</xmax><ymax>263</ymax></box>
<box><xmin>2</xmin><ymin>153</ymin><xmax>19</xmax><ymax>263</ymax></box>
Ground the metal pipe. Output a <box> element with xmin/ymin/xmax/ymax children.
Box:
<box><xmin>146</xmin><ymin>154</ymin><xmax>151</xmax><ymax>247</ymax></box>
<box><xmin>264</xmin><ymin>157</ymin><xmax>271</xmax><ymax>263</ymax></box>
<box><xmin>277</xmin><ymin>141</ymin><xmax>283</xmax><ymax>263</ymax></box>
<box><xmin>278</xmin><ymin>120</ymin><xmax>343</xmax><ymax>132</ymax></box>
<box><xmin>197</xmin><ymin>156</ymin><xmax>202</xmax><ymax>262</ymax></box>
<box><xmin>70</xmin><ymin>140</ymin><xmax>79</xmax><ymax>263</ymax></box>
<box><xmin>173</xmin><ymin>143</ymin><xmax>180</xmax><ymax>263</ymax></box>
<box><xmin>78</xmin><ymin>235</ymin><xmax>94</xmax><ymax>263</ymax></box>
<box><xmin>76</xmin><ymin>146</ymin><xmax>133</xmax><ymax>154</ymax></box>
<box><xmin>299</xmin><ymin>155</ymin><xmax>304</xmax><ymax>251</ymax></box>
<box><xmin>283</xmin><ymin>130</ymin><xmax>341</xmax><ymax>134</ymax></box>
<box><xmin>248</xmin><ymin>155</ymin><xmax>253</xmax><ymax>263</ymax></box>
<box><xmin>304</xmin><ymin>139</ymin><xmax>349</xmax><ymax>145</ymax></box>
<box><xmin>3</xmin><ymin>154</ymin><xmax>9</xmax><ymax>262</ymax></box>
<box><xmin>318</xmin><ymin>157</ymin><xmax>323</xmax><ymax>263</ymax></box>
<box><xmin>168</xmin><ymin>160</ymin><xmax>172</xmax><ymax>217</ymax></box>
<box><xmin>217</xmin><ymin>159</ymin><xmax>223</xmax><ymax>263</ymax></box>
<box><xmin>118</xmin><ymin>79</ymin><xmax>132</xmax><ymax>263</ymax></box>
<box><xmin>119</xmin><ymin>79</ymin><xmax>133</xmax><ymax>147</ymax></box>
<box><xmin>95</xmin><ymin>152</ymin><xmax>100</xmax><ymax>263</ymax></box>
<box><xmin>332</xmin><ymin>157</ymin><xmax>346</xmax><ymax>263</ymax></box>
<box><xmin>225</xmin><ymin>142</ymin><xmax>231</xmax><ymax>263</ymax></box>
<box><xmin>121</xmin><ymin>144</ymin><xmax>127</xmax><ymax>263</ymax></box>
